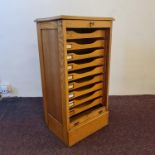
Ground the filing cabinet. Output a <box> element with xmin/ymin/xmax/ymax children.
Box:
<box><xmin>35</xmin><ymin>15</ymin><xmax>114</xmax><ymax>146</ymax></box>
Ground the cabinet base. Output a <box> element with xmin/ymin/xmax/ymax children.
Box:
<box><xmin>48</xmin><ymin>111</ymin><xmax>109</xmax><ymax>146</ymax></box>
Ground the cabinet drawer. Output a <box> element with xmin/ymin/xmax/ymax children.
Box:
<box><xmin>69</xmin><ymin>106</ymin><xmax>107</xmax><ymax>128</ymax></box>
<box><xmin>70</xmin><ymin>97</ymin><xmax>102</xmax><ymax>117</ymax></box>
<box><xmin>68</xmin><ymin>66</ymin><xmax>104</xmax><ymax>81</ymax></box>
<box><xmin>66</xmin><ymin>40</ymin><xmax>104</xmax><ymax>51</ymax></box>
<box><xmin>68</xmin><ymin>74</ymin><xmax>103</xmax><ymax>90</ymax></box>
<box><xmin>68</xmin><ymin>57</ymin><xmax>104</xmax><ymax>71</ymax></box>
<box><xmin>69</xmin><ymin>110</ymin><xmax>109</xmax><ymax>146</ymax></box>
<box><xmin>67</xmin><ymin>29</ymin><xmax>105</xmax><ymax>40</ymax></box>
<box><xmin>67</xmin><ymin>49</ymin><xmax>104</xmax><ymax>61</ymax></box>
<box><xmin>69</xmin><ymin>90</ymin><xmax>103</xmax><ymax>107</ymax></box>
<box><xmin>68</xmin><ymin>82</ymin><xmax>103</xmax><ymax>99</ymax></box>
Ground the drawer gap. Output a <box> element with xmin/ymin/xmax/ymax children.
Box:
<box><xmin>67</xmin><ymin>38</ymin><xmax>104</xmax><ymax>44</ymax></box>
<box><xmin>68</xmin><ymin>57</ymin><xmax>102</xmax><ymax>64</ymax></box>
<box><xmin>67</xmin><ymin>28</ymin><xmax>105</xmax><ymax>33</ymax></box>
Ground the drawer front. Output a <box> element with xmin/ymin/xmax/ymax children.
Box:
<box><xmin>67</xmin><ymin>57</ymin><xmax>104</xmax><ymax>71</ymax></box>
<box><xmin>68</xmin><ymin>82</ymin><xmax>103</xmax><ymax>99</ymax></box>
<box><xmin>67</xmin><ymin>49</ymin><xmax>104</xmax><ymax>61</ymax></box>
<box><xmin>66</xmin><ymin>40</ymin><xmax>104</xmax><ymax>51</ymax></box>
<box><xmin>70</xmin><ymin>97</ymin><xmax>103</xmax><ymax>116</ymax></box>
<box><xmin>70</xmin><ymin>106</ymin><xmax>107</xmax><ymax>128</ymax></box>
<box><xmin>68</xmin><ymin>66</ymin><xmax>104</xmax><ymax>81</ymax></box>
<box><xmin>68</xmin><ymin>74</ymin><xmax>103</xmax><ymax>91</ymax></box>
<box><xmin>69</xmin><ymin>90</ymin><xmax>103</xmax><ymax>108</ymax></box>
<box><xmin>65</xmin><ymin>20</ymin><xmax>112</xmax><ymax>28</ymax></box>
<box><xmin>68</xmin><ymin>110</ymin><xmax>109</xmax><ymax>146</ymax></box>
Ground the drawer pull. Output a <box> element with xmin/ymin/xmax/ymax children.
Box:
<box><xmin>66</xmin><ymin>44</ymin><xmax>72</xmax><ymax>49</ymax></box>
<box><xmin>69</xmin><ymin>93</ymin><xmax>74</xmax><ymax>98</ymax></box>
<box><xmin>69</xmin><ymin>84</ymin><xmax>74</xmax><ymax>89</ymax></box>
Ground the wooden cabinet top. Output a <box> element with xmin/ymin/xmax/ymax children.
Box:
<box><xmin>35</xmin><ymin>15</ymin><xmax>114</xmax><ymax>22</ymax></box>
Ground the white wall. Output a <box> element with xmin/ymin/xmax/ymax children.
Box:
<box><xmin>0</xmin><ymin>0</ymin><xmax>155</xmax><ymax>97</ymax></box>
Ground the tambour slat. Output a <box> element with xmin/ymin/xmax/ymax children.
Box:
<box><xmin>67</xmin><ymin>30</ymin><xmax>105</xmax><ymax>39</ymax></box>
<box><xmin>66</xmin><ymin>40</ymin><xmax>104</xmax><ymax>51</ymax></box>
<box><xmin>68</xmin><ymin>75</ymin><xmax>103</xmax><ymax>90</ymax></box>
<box><xmin>68</xmin><ymin>82</ymin><xmax>103</xmax><ymax>99</ymax></box>
<box><xmin>70</xmin><ymin>97</ymin><xmax>102</xmax><ymax>117</ymax></box>
<box><xmin>68</xmin><ymin>66</ymin><xmax>104</xmax><ymax>81</ymax></box>
<box><xmin>68</xmin><ymin>58</ymin><xmax>104</xmax><ymax>71</ymax></box>
<box><xmin>69</xmin><ymin>90</ymin><xmax>103</xmax><ymax>107</ymax></box>
<box><xmin>67</xmin><ymin>49</ymin><xmax>104</xmax><ymax>61</ymax></box>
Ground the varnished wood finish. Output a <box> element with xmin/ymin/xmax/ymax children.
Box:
<box><xmin>41</xmin><ymin>29</ymin><xmax>63</xmax><ymax>123</ymax></box>
<box><xmin>35</xmin><ymin>15</ymin><xmax>114</xmax><ymax>146</ymax></box>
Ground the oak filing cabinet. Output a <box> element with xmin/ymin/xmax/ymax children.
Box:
<box><xmin>35</xmin><ymin>15</ymin><xmax>114</xmax><ymax>146</ymax></box>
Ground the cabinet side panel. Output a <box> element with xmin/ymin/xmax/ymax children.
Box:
<box><xmin>41</xmin><ymin>29</ymin><xmax>62</xmax><ymax>123</ymax></box>
<box><xmin>103</xmin><ymin>23</ymin><xmax>113</xmax><ymax>109</ymax></box>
